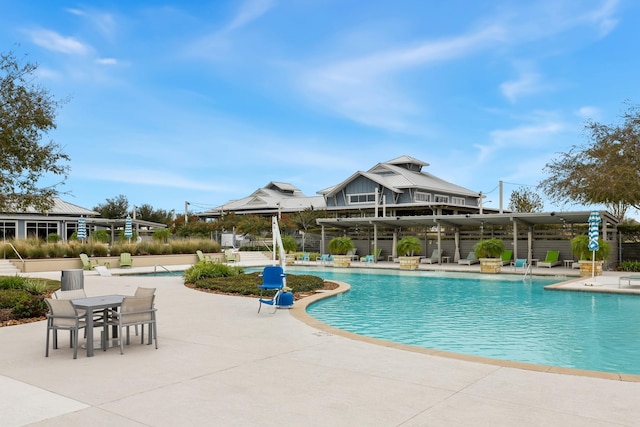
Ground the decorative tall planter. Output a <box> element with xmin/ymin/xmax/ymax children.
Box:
<box><xmin>479</xmin><ymin>258</ymin><xmax>502</xmax><ymax>274</ymax></box>
<box><xmin>332</xmin><ymin>255</ymin><xmax>351</xmax><ymax>268</ymax></box>
<box><xmin>285</xmin><ymin>254</ymin><xmax>296</xmax><ymax>265</ymax></box>
<box><xmin>578</xmin><ymin>260</ymin><xmax>603</xmax><ymax>277</ymax></box>
<box><xmin>399</xmin><ymin>256</ymin><xmax>420</xmax><ymax>270</ymax></box>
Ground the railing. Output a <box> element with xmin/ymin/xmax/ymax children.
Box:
<box><xmin>523</xmin><ymin>262</ymin><xmax>532</xmax><ymax>281</ymax></box>
<box><xmin>6</xmin><ymin>243</ymin><xmax>25</xmax><ymax>272</ymax></box>
<box><xmin>154</xmin><ymin>264</ymin><xmax>172</xmax><ymax>275</ymax></box>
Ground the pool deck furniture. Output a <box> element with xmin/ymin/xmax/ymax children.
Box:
<box><xmin>421</xmin><ymin>249</ymin><xmax>442</xmax><ymax>264</ymax></box>
<box><xmin>538</xmin><ymin>250</ymin><xmax>561</xmax><ymax>268</ymax></box>
<box><xmin>458</xmin><ymin>252</ymin><xmax>479</xmax><ymax>265</ymax></box>
<box><xmin>619</xmin><ymin>275</ymin><xmax>640</xmax><ymax>288</ymax></box>
<box><xmin>71</xmin><ymin>295</ymin><xmax>125</xmax><ymax>357</ymax></box>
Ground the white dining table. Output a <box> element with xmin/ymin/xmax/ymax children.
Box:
<box><xmin>71</xmin><ymin>295</ymin><xmax>124</xmax><ymax>357</ymax></box>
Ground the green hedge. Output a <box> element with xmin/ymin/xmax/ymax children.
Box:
<box><xmin>191</xmin><ymin>272</ymin><xmax>325</xmax><ymax>296</ymax></box>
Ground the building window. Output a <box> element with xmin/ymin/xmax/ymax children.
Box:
<box><xmin>452</xmin><ymin>197</ymin><xmax>465</xmax><ymax>205</ymax></box>
<box><xmin>434</xmin><ymin>194</ymin><xmax>449</xmax><ymax>203</ymax></box>
<box><xmin>26</xmin><ymin>222</ymin><xmax>59</xmax><ymax>240</ymax></box>
<box><xmin>415</xmin><ymin>192</ymin><xmax>431</xmax><ymax>202</ymax></box>
<box><xmin>0</xmin><ymin>222</ymin><xmax>16</xmax><ymax>239</ymax></box>
<box><xmin>349</xmin><ymin>193</ymin><xmax>376</xmax><ymax>204</ymax></box>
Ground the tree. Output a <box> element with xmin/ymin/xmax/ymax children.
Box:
<box><xmin>508</xmin><ymin>187</ymin><xmax>544</xmax><ymax>212</ymax></box>
<box><xmin>135</xmin><ymin>203</ymin><xmax>172</xmax><ymax>224</ymax></box>
<box><xmin>93</xmin><ymin>195</ymin><xmax>129</xmax><ymax>219</ymax></box>
<box><xmin>538</xmin><ymin>102</ymin><xmax>640</xmax><ymax>220</ymax></box>
<box><xmin>0</xmin><ymin>51</ymin><xmax>69</xmax><ymax>212</ymax></box>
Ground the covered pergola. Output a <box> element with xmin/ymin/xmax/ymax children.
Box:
<box><xmin>317</xmin><ymin>210</ymin><xmax>618</xmax><ymax>263</ymax></box>
<box><xmin>82</xmin><ymin>217</ymin><xmax>167</xmax><ymax>244</ymax></box>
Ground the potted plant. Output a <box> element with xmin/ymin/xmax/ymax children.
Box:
<box><xmin>474</xmin><ymin>238</ymin><xmax>505</xmax><ymax>273</ymax></box>
<box><xmin>570</xmin><ymin>235</ymin><xmax>611</xmax><ymax>277</ymax></box>
<box><xmin>281</xmin><ymin>235</ymin><xmax>298</xmax><ymax>265</ymax></box>
<box><xmin>328</xmin><ymin>236</ymin><xmax>355</xmax><ymax>267</ymax></box>
<box><xmin>396</xmin><ymin>236</ymin><xmax>422</xmax><ymax>270</ymax></box>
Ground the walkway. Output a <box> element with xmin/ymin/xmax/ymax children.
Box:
<box><xmin>1</xmin><ymin>266</ymin><xmax>640</xmax><ymax>426</ymax></box>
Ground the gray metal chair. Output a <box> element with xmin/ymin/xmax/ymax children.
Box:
<box><xmin>133</xmin><ymin>287</ymin><xmax>156</xmax><ymax>336</ymax></box>
<box><xmin>109</xmin><ymin>295</ymin><xmax>158</xmax><ymax>354</ymax></box>
<box><xmin>44</xmin><ymin>298</ymin><xmax>87</xmax><ymax>359</ymax></box>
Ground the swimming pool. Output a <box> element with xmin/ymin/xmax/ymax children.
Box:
<box><xmin>295</xmin><ymin>267</ymin><xmax>640</xmax><ymax>376</ymax></box>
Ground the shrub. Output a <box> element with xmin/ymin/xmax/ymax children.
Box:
<box><xmin>47</xmin><ymin>233</ymin><xmax>61</xmax><ymax>243</ymax></box>
<box><xmin>92</xmin><ymin>230</ymin><xmax>110</xmax><ymax>243</ymax></box>
<box><xmin>396</xmin><ymin>236</ymin><xmax>422</xmax><ymax>256</ymax></box>
<box><xmin>617</xmin><ymin>261</ymin><xmax>640</xmax><ymax>272</ymax></box>
<box><xmin>153</xmin><ymin>228</ymin><xmax>171</xmax><ymax>243</ymax></box>
<box><xmin>474</xmin><ymin>238</ymin><xmax>505</xmax><ymax>259</ymax></box>
<box><xmin>193</xmin><ymin>272</ymin><xmax>325</xmax><ymax>296</ymax></box>
<box><xmin>328</xmin><ymin>237</ymin><xmax>355</xmax><ymax>255</ymax></box>
<box><xmin>12</xmin><ymin>295</ymin><xmax>48</xmax><ymax>318</ymax></box>
<box><xmin>281</xmin><ymin>236</ymin><xmax>297</xmax><ymax>253</ymax></box>
<box><xmin>22</xmin><ymin>279</ymin><xmax>48</xmax><ymax>295</ymax></box>
<box><xmin>0</xmin><ymin>289</ymin><xmax>30</xmax><ymax>308</ymax></box>
<box><xmin>0</xmin><ymin>275</ymin><xmax>30</xmax><ymax>290</ymax></box>
<box><xmin>184</xmin><ymin>261</ymin><xmax>244</xmax><ymax>283</ymax></box>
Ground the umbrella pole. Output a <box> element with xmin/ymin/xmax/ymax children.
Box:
<box><xmin>591</xmin><ymin>250</ymin><xmax>595</xmax><ymax>279</ymax></box>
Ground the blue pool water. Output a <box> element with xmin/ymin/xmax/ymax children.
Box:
<box><xmin>295</xmin><ymin>267</ymin><xmax>640</xmax><ymax>376</ymax></box>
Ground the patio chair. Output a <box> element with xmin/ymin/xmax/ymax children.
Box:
<box><xmin>257</xmin><ymin>265</ymin><xmax>287</xmax><ymax>313</ymax></box>
<box><xmin>44</xmin><ymin>298</ymin><xmax>87</xmax><ymax>359</ymax></box>
<box><xmin>318</xmin><ymin>254</ymin><xmax>331</xmax><ymax>264</ymax></box>
<box><xmin>361</xmin><ymin>255</ymin><xmax>374</xmax><ymax>263</ymax></box>
<box><xmin>119</xmin><ymin>252</ymin><xmax>133</xmax><ymax>268</ymax></box>
<box><xmin>53</xmin><ymin>288</ymin><xmax>103</xmax><ymax>330</ymax></box>
<box><xmin>196</xmin><ymin>250</ymin><xmax>212</xmax><ymax>263</ymax></box>
<box><xmin>300</xmin><ymin>253</ymin><xmax>310</xmax><ymax>263</ymax></box>
<box><xmin>108</xmin><ymin>295</ymin><xmax>158</xmax><ymax>354</ymax></box>
<box><xmin>501</xmin><ymin>250</ymin><xmax>513</xmax><ymax>266</ymax></box>
<box><xmin>224</xmin><ymin>249</ymin><xmax>238</xmax><ymax>263</ymax></box>
<box><xmin>79</xmin><ymin>253</ymin><xmax>98</xmax><ymax>270</ymax></box>
<box><xmin>420</xmin><ymin>249</ymin><xmax>441</xmax><ymax>264</ymax></box>
<box><xmin>511</xmin><ymin>258</ymin><xmax>528</xmax><ymax>271</ymax></box>
<box><xmin>133</xmin><ymin>287</ymin><xmax>156</xmax><ymax>337</ymax></box>
<box><xmin>538</xmin><ymin>250</ymin><xmax>561</xmax><ymax>268</ymax></box>
<box><xmin>458</xmin><ymin>252</ymin><xmax>479</xmax><ymax>265</ymax></box>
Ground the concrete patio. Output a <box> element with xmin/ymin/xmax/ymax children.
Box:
<box><xmin>2</xmin><ymin>264</ymin><xmax>640</xmax><ymax>426</ymax></box>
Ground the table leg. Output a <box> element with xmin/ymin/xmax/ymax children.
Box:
<box><xmin>86</xmin><ymin>308</ymin><xmax>94</xmax><ymax>357</ymax></box>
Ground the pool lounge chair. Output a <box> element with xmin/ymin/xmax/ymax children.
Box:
<box><xmin>458</xmin><ymin>252</ymin><xmax>479</xmax><ymax>265</ymax></box>
<box><xmin>500</xmin><ymin>250</ymin><xmax>513</xmax><ymax>266</ymax></box>
<box><xmin>421</xmin><ymin>249</ymin><xmax>441</xmax><ymax>264</ymax></box>
<box><xmin>538</xmin><ymin>250</ymin><xmax>561</xmax><ymax>268</ymax></box>
<box><xmin>79</xmin><ymin>253</ymin><xmax>98</xmax><ymax>270</ymax></box>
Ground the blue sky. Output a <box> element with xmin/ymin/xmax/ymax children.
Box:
<box><xmin>1</xmin><ymin>0</ymin><xmax>637</xmax><ymax>216</ymax></box>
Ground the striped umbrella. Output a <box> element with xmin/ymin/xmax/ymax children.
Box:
<box><xmin>124</xmin><ymin>215</ymin><xmax>133</xmax><ymax>241</ymax></box>
<box><xmin>588</xmin><ymin>210</ymin><xmax>601</xmax><ymax>279</ymax></box>
<box><xmin>76</xmin><ymin>216</ymin><xmax>86</xmax><ymax>241</ymax></box>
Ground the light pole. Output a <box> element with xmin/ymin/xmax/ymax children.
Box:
<box><xmin>185</xmin><ymin>201</ymin><xmax>189</xmax><ymax>223</ymax></box>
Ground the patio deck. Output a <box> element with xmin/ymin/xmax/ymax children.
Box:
<box><xmin>2</xmin><ymin>263</ymin><xmax>640</xmax><ymax>426</ymax></box>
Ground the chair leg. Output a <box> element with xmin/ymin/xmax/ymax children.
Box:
<box><xmin>45</xmin><ymin>326</ymin><xmax>50</xmax><ymax>357</ymax></box>
<box><xmin>72</xmin><ymin>330</ymin><xmax>78</xmax><ymax>359</ymax></box>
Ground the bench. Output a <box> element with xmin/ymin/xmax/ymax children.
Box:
<box><xmin>618</xmin><ymin>275</ymin><xmax>640</xmax><ymax>288</ymax></box>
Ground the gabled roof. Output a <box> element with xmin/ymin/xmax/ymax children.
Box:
<box><xmin>201</xmin><ymin>183</ymin><xmax>324</xmax><ymax>216</ymax></box>
<box><xmin>13</xmin><ymin>198</ymin><xmax>99</xmax><ymax>216</ymax></box>
<box><xmin>319</xmin><ymin>156</ymin><xmax>478</xmax><ymax>198</ymax></box>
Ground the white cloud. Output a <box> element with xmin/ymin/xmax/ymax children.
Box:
<box><xmin>26</xmin><ymin>28</ymin><xmax>90</xmax><ymax>55</ymax></box>
<box><xmin>575</xmin><ymin>106</ymin><xmax>600</xmax><ymax>120</ymax></box>
<box><xmin>223</xmin><ymin>0</ymin><xmax>276</xmax><ymax>33</ymax></box>
<box><xmin>500</xmin><ymin>72</ymin><xmax>544</xmax><ymax>103</ymax></box>
<box><xmin>477</xmin><ymin>120</ymin><xmax>566</xmax><ymax>162</ymax></box>
<box><xmin>95</xmin><ymin>58</ymin><xmax>118</xmax><ymax>65</ymax></box>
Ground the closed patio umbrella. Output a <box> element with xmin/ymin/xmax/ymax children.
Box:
<box><xmin>77</xmin><ymin>216</ymin><xmax>86</xmax><ymax>242</ymax></box>
<box><xmin>588</xmin><ymin>210</ymin><xmax>601</xmax><ymax>279</ymax></box>
<box><xmin>124</xmin><ymin>215</ymin><xmax>133</xmax><ymax>242</ymax></box>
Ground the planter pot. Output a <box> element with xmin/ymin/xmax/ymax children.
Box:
<box><xmin>578</xmin><ymin>260</ymin><xmax>603</xmax><ymax>277</ymax></box>
<box><xmin>332</xmin><ymin>255</ymin><xmax>351</xmax><ymax>268</ymax></box>
<box><xmin>479</xmin><ymin>258</ymin><xmax>502</xmax><ymax>274</ymax></box>
<box><xmin>285</xmin><ymin>254</ymin><xmax>296</xmax><ymax>266</ymax></box>
<box><xmin>399</xmin><ymin>256</ymin><xmax>420</xmax><ymax>270</ymax></box>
